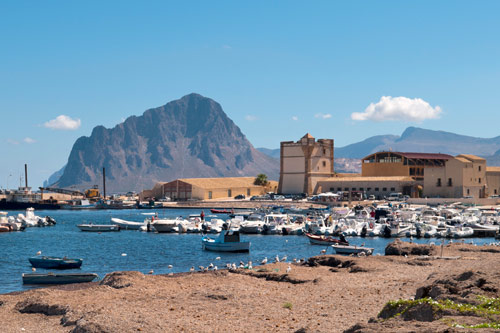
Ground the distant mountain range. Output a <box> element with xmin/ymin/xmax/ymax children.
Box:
<box><xmin>257</xmin><ymin>127</ymin><xmax>500</xmax><ymax>173</ymax></box>
<box><xmin>51</xmin><ymin>94</ymin><xmax>279</xmax><ymax>193</ymax></box>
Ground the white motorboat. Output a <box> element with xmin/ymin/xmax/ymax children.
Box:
<box><xmin>331</xmin><ymin>244</ymin><xmax>374</xmax><ymax>255</ymax></box>
<box><xmin>201</xmin><ymin>230</ymin><xmax>250</xmax><ymax>252</ymax></box>
<box><xmin>110</xmin><ymin>217</ymin><xmax>147</xmax><ymax>230</ymax></box>
<box><xmin>77</xmin><ymin>224</ymin><xmax>120</xmax><ymax>232</ymax></box>
<box><xmin>152</xmin><ymin>218</ymin><xmax>183</xmax><ymax>233</ymax></box>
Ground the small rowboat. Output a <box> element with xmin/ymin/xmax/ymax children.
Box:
<box><xmin>77</xmin><ymin>224</ymin><xmax>120</xmax><ymax>232</ymax></box>
<box><xmin>210</xmin><ymin>209</ymin><xmax>233</xmax><ymax>214</ymax></box>
<box><xmin>305</xmin><ymin>233</ymin><xmax>349</xmax><ymax>246</ymax></box>
<box><xmin>29</xmin><ymin>256</ymin><xmax>83</xmax><ymax>269</ymax></box>
<box><xmin>331</xmin><ymin>244</ymin><xmax>374</xmax><ymax>256</ymax></box>
<box><xmin>22</xmin><ymin>272</ymin><xmax>98</xmax><ymax>285</ymax></box>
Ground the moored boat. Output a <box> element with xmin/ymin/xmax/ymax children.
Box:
<box><xmin>77</xmin><ymin>224</ymin><xmax>120</xmax><ymax>232</ymax></box>
<box><xmin>110</xmin><ymin>217</ymin><xmax>147</xmax><ymax>230</ymax></box>
<box><xmin>331</xmin><ymin>244</ymin><xmax>374</xmax><ymax>255</ymax></box>
<box><xmin>29</xmin><ymin>256</ymin><xmax>83</xmax><ymax>269</ymax></box>
<box><xmin>202</xmin><ymin>230</ymin><xmax>250</xmax><ymax>252</ymax></box>
<box><xmin>22</xmin><ymin>272</ymin><xmax>98</xmax><ymax>284</ymax></box>
<box><xmin>305</xmin><ymin>233</ymin><xmax>349</xmax><ymax>246</ymax></box>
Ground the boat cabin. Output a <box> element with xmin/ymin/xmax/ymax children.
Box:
<box><xmin>221</xmin><ymin>230</ymin><xmax>241</xmax><ymax>243</ymax></box>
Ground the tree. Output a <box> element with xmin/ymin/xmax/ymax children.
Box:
<box><xmin>254</xmin><ymin>173</ymin><xmax>268</xmax><ymax>186</ymax></box>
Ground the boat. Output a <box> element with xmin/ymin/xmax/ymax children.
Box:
<box><xmin>331</xmin><ymin>244</ymin><xmax>374</xmax><ymax>255</ymax></box>
<box><xmin>210</xmin><ymin>209</ymin><xmax>233</xmax><ymax>214</ymax></box>
<box><xmin>77</xmin><ymin>224</ymin><xmax>120</xmax><ymax>232</ymax></box>
<box><xmin>110</xmin><ymin>217</ymin><xmax>147</xmax><ymax>230</ymax></box>
<box><xmin>29</xmin><ymin>256</ymin><xmax>83</xmax><ymax>269</ymax></box>
<box><xmin>152</xmin><ymin>218</ymin><xmax>183</xmax><ymax>233</ymax></box>
<box><xmin>305</xmin><ymin>233</ymin><xmax>349</xmax><ymax>246</ymax></box>
<box><xmin>201</xmin><ymin>230</ymin><xmax>250</xmax><ymax>252</ymax></box>
<box><xmin>22</xmin><ymin>272</ymin><xmax>98</xmax><ymax>284</ymax></box>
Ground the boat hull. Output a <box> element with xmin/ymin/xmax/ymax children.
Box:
<box><xmin>331</xmin><ymin>245</ymin><xmax>374</xmax><ymax>255</ymax></box>
<box><xmin>305</xmin><ymin>233</ymin><xmax>348</xmax><ymax>246</ymax></box>
<box><xmin>201</xmin><ymin>238</ymin><xmax>250</xmax><ymax>252</ymax></box>
<box><xmin>110</xmin><ymin>218</ymin><xmax>146</xmax><ymax>230</ymax></box>
<box><xmin>77</xmin><ymin>224</ymin><xmax>120</xmax><ymax>232</ymax></box>
<box><xmin>22</xmin><ymin>273</ymin><xmax>98</xmax><ymax>284</ymax></box>
<box><xmin>29</xmin><ymin>257</ymin><xmax>83</xmax><ymax>269</ymax></box>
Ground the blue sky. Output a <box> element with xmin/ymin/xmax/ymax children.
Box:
<box><xmin>1</xmin><ymin>1</ymin><xmax>499</xmax><ymax>188</ymax></box>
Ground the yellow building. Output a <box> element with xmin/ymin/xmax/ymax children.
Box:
<box><xmin>486</xmin><ymin>167</ymin><xmax>500</xmax><ymax>197</ymax></box>
<box><xmin>141</xmin><ymin>177</ymin><xmax>278</xmax><ymax>201</ymax></box>
<box><xmin>424</xmin><ymin>154</ymin><xmax>487</xmax><ymax>198</ymax></box>
<box><xmin>362</xmin><ymin>152</ymin><xmax>452</xmax><ymax>181</ymax></box>
<box><xmin>278</xmin><ymin>134</ymin><xmax>334</xmax><ymax>195</ymax></box>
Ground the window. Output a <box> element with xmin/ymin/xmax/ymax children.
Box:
<box><xmin>344</xmin><ymin>188</ymin><xmax>349</xmax><ymax>191</ymax></box>
<box><xmin>367</xmin><ymin>187</ymin><xmax>371</xmax><ymax>191</ymax></box>
<box><xmin>322</xmin><ymin>161</ymin><xmax>326</xmax><ymax>167</ymax></box>
<box><xmin>247</xmin><ymin>188</ymin><xmax>250</xmax><ymax>196</ymax></box>
<box><xmin>359</xmin><ymin>187</ymin><xmax>364</xmax><ymax>191</ymax></box>
<box><xmin>448</xmin><ymin>178</ymin><xmax>452</xmax><ymax>186</ymax></box>
<box><xmin>495</xmin><ymin>189</ymin><xmax>498</xmax><ymax>195</ymax></box>
<box><xmin>479</xmin><ymin>166</ymin><xmax>481</xmax><ymax>171</ymax></box>
<box><xmin>467</xmin><ymin>189</ymin><xmax>470</xmax><ymax>195</ymax></box>
<box><xmin>390</xmin><ymin>187</ymin><xmax>395</xmax><ymax>191</ymax></box>
<box><xmin>352</xmin><ymin>188</ymin><xmax>356</xmax><ymax>191</ymax></box>
<box><xmin>228</xmin><ymin>189</ymin><xmax>232</xmax><ymax>197</ymax></box>
<box><xmin>479</xmin><ymin>178</ymin><xmax>481</xmax><ymax>184</ymax></box>
<box><xmin>208</xmin><ymin>191</ymin><xmax>212</xmax><ymax>199</ymax></box>
<box><xmin>375</xmin><ymin>188</ymin><xmax>379</xmax><ymax>191</ymax></box>
<box><xmin>323</xmin><ymin>148</ymin><xmax>326</xmax><ymax>155</ymax></box>
<box><xmin>330</xmin><ymin>187</ymin><xmax>334</xmax><ymax>191</ymax></box>
<box><xmin>437</xmin><ymin>178</ymin><xmax>442</xmax><ymax>187</ymax></box>
<box><xmin>337</xmin><ymin>188</ymin><xmax>341</xmax><ymax>192</ymax></box>
<box><xmin>382</xmin><ymin>187</ymin><xmax>387</xmax><ymax>191</ymax></box>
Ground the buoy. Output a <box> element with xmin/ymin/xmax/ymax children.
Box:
<box><xmin>121</xmin><ymin>253</ymin><xmax>127</xmax><ymax>256</ymax></box>
<box><xmin>36</xmin><ymin>251</ymin><xmax>41</xmax><ymax>256</ymax></box>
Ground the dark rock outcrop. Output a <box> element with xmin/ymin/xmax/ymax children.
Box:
<box><xmin>54</xmin><ymin>93</ymin><xmax>279</xmax><ymax>192</ymax></box>
<box><xmin>99</xmin><ymin>271</ymin><xmax>145</xmax><ymax>289</ymax></box>
<box><xmin>385</xmin><ymin>239</ymin><xmax>436</xmax><ymax>256</ymax></box>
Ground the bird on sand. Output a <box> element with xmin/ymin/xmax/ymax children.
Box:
<box><xmin>213</xmin><ymin>266</ymin><xmax>218</xmax><ymax>271</ymax></box>
<box><xmin>231</xmin><ymin>263</ymin><xmax>237</xmax><ymax>270</ymax></box>
<box><xmin>208</xmin><ymin>263</ymin><xmax>214</xmax><ymax>269</ymax></box>
<box><xmin>199</xmin><ymin>266</ymin><xmax>205</xmax><ymax>271</ymax></box>
<box><xmin>168</xmin><ymin>264</ymin><xmax>173</xmax><ymax>269</ymax></box>
<box><xmin>286</xmin><ymin>265</ymin><xmax>291</xmax><ymax>273</ymax></box>
<box><xmin>190</xmin><ymin>266</ymin><xmax>195</xmax><ymax>272</ymax></box>
<box><xmin>281</xmin><ymin>255</ymin><xmax>287</xmax><ymax>262</ymax></box>
<box><xmin>261</xmin><ymin>257</ymin><xmax>268</xmax><ymax>265</ymax></box>
<box><xmin>148</xmin><ymin>270</ymin><xmax>154</xmax><ymax>274</ymax></box>
<box><xmin>275</xmin><ymin>255</ymin><xmax>280</xmax><ymax>263</ymax></box>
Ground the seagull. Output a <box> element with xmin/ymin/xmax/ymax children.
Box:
<box><xmin>281</xmin><ymin>255</ymin><xmax>287</xmax><ymax>262</ymax></box>
<box><xmin>215</xmin><ymin>256</ymin><xmax>221</xmax><ymax>260</ymax></box>
<box><xmin>208</xmin><ymin>263</ymin><xmax>214</xmax><ymax>269</ymax></box>
<box><xmin>248</xmin><ymin>261</ymin><xmax>253</xmax><ymax>270</ymax></box>
<box><xmin>239</xmin><ymin>260</ymin><xmax>245</xmax><ymax>266</ymax></box>
<box><xmin>168</xmin><ymin>264</ymin><xmax>173</xmax><ymax>269</ymax></box>
<box><xmin>190</xmin><ymin>266</ymin><xmax>195</xmax><ymax>272</ymax></box>
<box><xmin>36</xmin><ymin>251</ymin><xmax>42</xmax><ymax>256</ymax></box>
<box><xmin>292</xmin><ymin>258</ymin><xmax>297</xmax><ymax>263</ymax></box>
<box><xmin>238</xmin><ymin>263</ymin><xmax>244</xmax><ymax>268</ymax></box>
<box><xmin>148</xmin><ymin>270</ymin><xmax>154</xmax><ymax>274</ymax></box>
<box><xmin>226</xmin><ymin>263</ymin><xmax>231</xmax><ymax>269</ymax></box>
<box><xmin>286</xmin><ymin>265</ymin><xmax>291</xmax><ymax>273</ymax></box>
<box><xmin>285</xmin><ymin>240</ymin><xmax>288</xmax><ymax>243</ymax></box>
<box><xmin>320</xmin><ymin>249</ymin><xmax>327</xmax><ymax>254</ymax></box>
<box><xmin>213</xmin><ymin>266</ymin><xmax>218</xmax><ymax>271</ymax></box>
<box><xmin>199</xmin><ymin>265</ymin><xmax>205</xmax><ymax>271</ymax></box>
<box><xmin>231</xmin><ymin>263</ymin><xmax>237</xmax><ymax>270</ymax></box>
<box><xmin>261</xmin><ymin>257</ymin><xmax>268</xmax><ymax>265</ymax></box>
<box><xmin>121</xmin><ymin>253</ymin><xmax>127</xmax><ymax>256</ymax></box>
<box><xmin>275</xmin><ymin>255</ymin><xmax>280</xmax><ymax>263</ymax></box>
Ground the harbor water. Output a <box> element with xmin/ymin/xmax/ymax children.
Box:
<box><xmin>0</xmin><ymin>208</ymin><xmax>496</xmax><ymax>295</ymax></box>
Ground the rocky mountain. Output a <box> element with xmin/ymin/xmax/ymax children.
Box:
<box><xmin>53</xmin><ymin>93</ymin><xmax>279</xmax><ymax>193</ymax></box>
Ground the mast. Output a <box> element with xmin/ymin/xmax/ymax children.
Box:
<box><xmin>103</xmin><ymin>167</ymin><xmax>106</xmax><ymax>199</ymax></box>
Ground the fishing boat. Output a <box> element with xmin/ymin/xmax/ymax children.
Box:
<box><xmin>110</xmin><ymin>217</ymin><xmax>146</xmax><ymax>230</ymax></box>
<box><xmin>331</xmin><ymin>244</ymin><xmax>374</xmax><ymax>255</ymax></box>
<box><xmin>77</xmin><ymin>224</ymin><xmax>120</xmax><ymax>232</ymax></box>
<box><xmin>202</xmin><ymin>230</ymin><xmax>250</xmax><ymax>252</ymax></box>
<box><xmin>29</xmin><ymin>256</ymin><xmax>83</xmax><ymax>269</ymax></box>
<box><xmin>305</xmin><ymin>233</ymin><xmax>349</xmax><ymax>246</ymax></box>
<box><xmin>22</xmin><ymin>272</ymin><xmax>98</xmax><ymax>284</ymax></box>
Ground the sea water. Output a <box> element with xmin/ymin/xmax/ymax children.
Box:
<box><xmin>0</xmin><ymin>208</ymin><xmax>495</xmax><ymax>294</ymax></box>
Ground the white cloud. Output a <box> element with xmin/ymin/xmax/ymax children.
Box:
<box><xmin>351</xmin><ymin>96</ymin><xmax>442</xmax><ymax>122</ymax></box>
<box><xmin>245</xmin><ymin>115</ymin><xmax>257</xmax><ymax>121</ymax></box>
<box><xmin>291</xmin><ymin>116</ymin><xmax>299</xmax><ymax>121</ymax></box>
<box><xmin>7</xmin><ymin>139</ymin><xmax>19</xmax><ymax>145</ymax></box>
<box><xmin>314</xmin><ymin>113</ymin><xmax>332</xmax><ymax>119</ymax></box>
<box><xmin>23</xmin><ymin>137</ymin><xmax>36</xmax><ymax>144</ymax></box>
<box><xmin>43</xmin><ymin>115</ymin><xmax>81</xmax><ymax>130</ymax></box>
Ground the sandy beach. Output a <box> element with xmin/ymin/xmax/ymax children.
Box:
<box><xmin>1</xmin><ymin>241</ymin><xmax>499</xmax><ymax>332</ymax></box>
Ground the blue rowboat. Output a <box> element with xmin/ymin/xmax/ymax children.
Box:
<box><xmin>202</xmin><ymin>230</ymin><xmax>250</xmax><ymax>252</ymax></box>
<box><xmin>29</xmin><ymin>256</ymin><xmax>83</xmax><ymax>269</ymax></box>
<box><xmin>22</xmin><ymin>272</ymin><xmax>98</xmax><ymax>285</ymax></box>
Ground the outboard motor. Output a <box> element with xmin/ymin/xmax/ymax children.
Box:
<box><xmin>201</xmin><ymin>223</ymin><xmax>208</xmax><ymax>234</ymax></box>
<box><xmin>416</xmin><ymin>225</ymin><xmax>422</xmax><ymax>238</ymax></box>
<box><xmin>360</xmin><ymin>225</ymin><xmax>367</xmax><ymax>238</ymax></box>
<box><xmin>262</xmin><ymin>224</ymin><xmax>269</xmax><ymax>235</ymax></box>
<box><xmin>45</xmin><ymin>216</ymin><xmax>56</xmax><ymax>225</ymax></box>
<box><xmin>383</xmin><ymin>225</ymin><xmax>392</xmax><ymax>238</ymax></box>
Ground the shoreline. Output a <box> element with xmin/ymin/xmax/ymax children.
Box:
<box><xmin>2</xmin><ymin>241</ymin><xmax>500</xmax><ymax>332</ymax></box>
